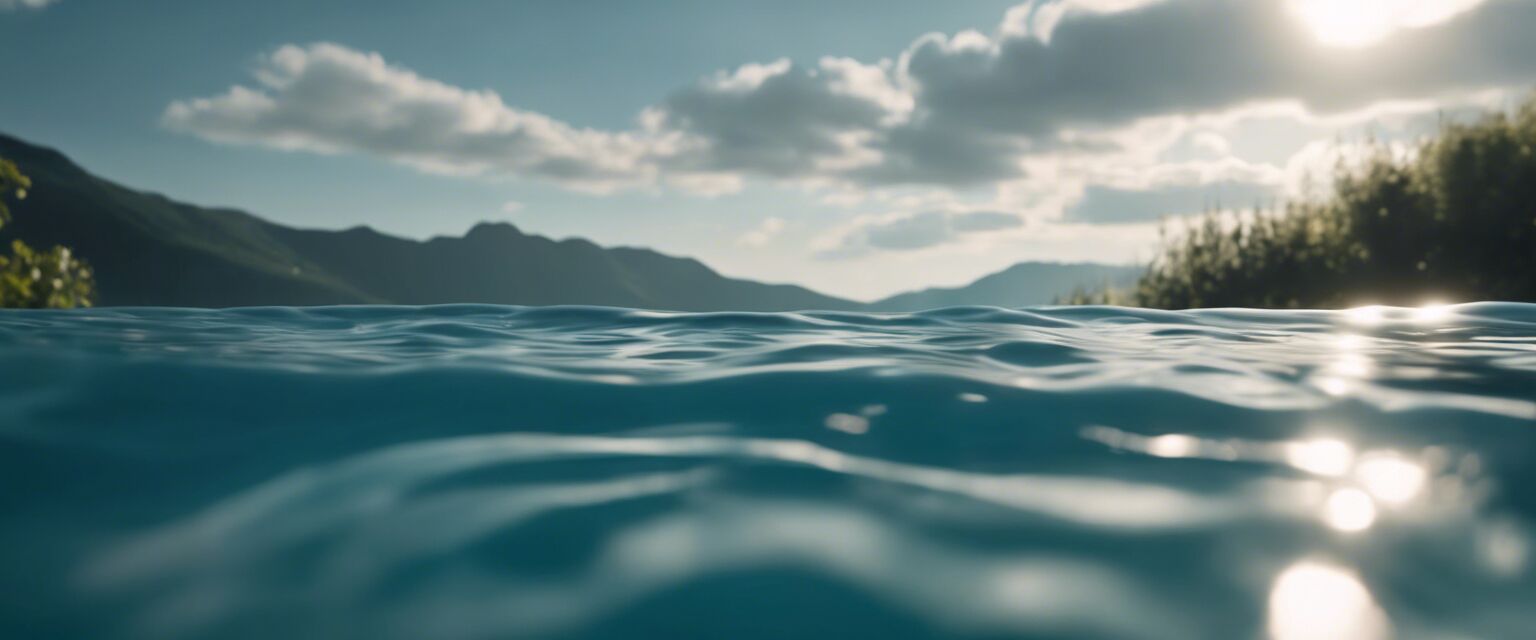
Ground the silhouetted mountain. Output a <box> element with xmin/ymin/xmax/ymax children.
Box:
<box><xmin>0</xmin><ymin>133</ymin><xmax>859</xmax><ymax>311</ymax></box>
<box><xmin>0</xmin><ymin>133</ymin><xmax>1141</xmax><ymax>311</ymax></box>
<box><xmin>870</xmin><ymin>262</ymin><xmax>1141</xmax><ymax>311</ymax></box>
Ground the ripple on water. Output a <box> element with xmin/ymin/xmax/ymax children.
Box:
<box><xmin>0</xmin><ymin>303</ymin><xmax>1533</xmax><ymax>640</ymax></box>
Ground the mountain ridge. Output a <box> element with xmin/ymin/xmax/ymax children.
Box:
<box><xmin>868</xmin><ymin>261</ymin><xmax>1142</xmax><ymax>311</ymax></box>
<box><xmin>0</xmin><ymin>132</ymin><xmax>864</xmax><ymax>311</ymax></box>
<box><xmin>0</xmin><ymin>132</ymin><xmax>1140</xmax><ymax>311</ymax></box>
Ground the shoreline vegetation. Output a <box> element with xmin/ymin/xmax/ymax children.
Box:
<box><xmin>0</xmin><ymin>158</ymin><xmax>93</xmax><ymax>309</ymax></box>
<box><xmin>1067</xmin><ymin>95</ymin><xmax>1536</xmax><ymax>309</ymax></box>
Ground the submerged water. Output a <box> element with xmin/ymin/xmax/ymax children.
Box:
<box><xmin>1</xmin><ymin>304</ymin><xmax>1534</xmax><ymax>640</ymax></box>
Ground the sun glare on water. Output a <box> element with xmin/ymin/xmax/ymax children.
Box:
<box><xmin>1287</xmin><ymin>0</ymin><xmax>1485</xmax><ymax>48</ymax></box>
<box><xmin>1268</xmin><ymin>562</ymin><xmax>1391</xmax><ymax>640</ymax></box>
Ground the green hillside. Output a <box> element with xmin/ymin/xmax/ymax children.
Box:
<box><xmin>0</xmin><ymin>133</ymin><xmax>859</xmax><ymax>311</ymax></box>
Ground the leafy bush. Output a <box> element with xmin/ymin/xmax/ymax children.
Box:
<box><xmin>0</xmin><ymin>157</ymin><xmax>95</xmax><ymax>308</ymax></box>
<box><xmin>1079</xmin><ymin>96</ymin><xmax>1536</xmax><ymax>309</ymax></box>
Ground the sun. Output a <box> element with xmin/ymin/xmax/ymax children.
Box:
<box><xmin>1288</xmin><ymin>0</ymin><xmax>1402</xmax><ymax>48</ymax></box>
<box><xmin>1286</xmin><ymin>0</ymin><xmax>1486</xmax><ymax>49</ymax></box>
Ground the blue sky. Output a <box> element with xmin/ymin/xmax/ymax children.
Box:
<box><xmin>3</xmin><ymin>0</ymin><xmax>1535</xmax><ymax>299</ymax></box>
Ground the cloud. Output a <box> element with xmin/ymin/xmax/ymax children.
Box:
<box><xmin>0</xmin><ymin>0</ymin><xmax>57</xmax><ymax>9</ymax></box>
<box><xmin>950</xmin><ymin>210</ymin><xmax>1028</xmax><ymax>233</ymax></box>
<box><xmin>163</xmin><ymin>44</ymin><xmax>657</xmax><ymax>193</ymax></box>
<box><xmin>500</xmin><ymin>201</ymin><xmax>524</xmax><ymax>214</ymax></box>
<box><xmin>1067</xmin><ymin>180</ymin><xmax>1282</xmax><ymax>222</ymax></box>
<box><xmin>1286</xmin><ymin>0</ymin><xmax>1488</xmax><ymax>47</ymax></box>
<box><xmin>897</xmin><ymin>0</ymin><xmax>1528</xmax><ymax>140</ymax></box>
<box><xmin>653</xmin><ymin>58</ymin><xmax>904</xmax><ymax>180</ymax></box>
<box><xmin>1189</xmin><ymin>132</ymin><xmax>1231</xmax><ymax>157</ymax></box>
<box><xmin>864</xmin><ymin>212</ymin><xmax>963</xmax><ymax>250</ymax></box>
<box><xmin>842</xmin><ymin>0</ymin><xmax>1526</xmax><ymax>192</ymax></box>
<box><xmin>737</xmin><ymin>216</ymin><xmax>788</xmax><ymax>247</ymax></box>
<box><xmin>166</xmin><ymin>0</ymin><xmax>1536</xmax><ymax>205</ymax></box>
<box><xmin>850</xmin><ymin>124</ymin><xmax>1030</xmax><ymax>187</ymax></box>
<box><xmin>819</xmin><ymin>210</ymin><xmax>1025</xmax><ymax>257</ymax></box>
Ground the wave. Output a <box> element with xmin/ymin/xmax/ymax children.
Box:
<box><xmin>0</xmin><ymin>303</ymin><xmax>1533</xmax><ymax>639</ymax></box>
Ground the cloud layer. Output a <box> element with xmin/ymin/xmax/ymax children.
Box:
<box><xmin>164</xmin><ymin>0</ymin><xmax>1536</xmax><ymax>228</ymax></box>
<box><xmin>164</xmin><ymin>44</ymin><xmax>657</xmax><ymax>192</ymax></box>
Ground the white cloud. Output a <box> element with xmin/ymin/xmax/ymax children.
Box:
<box><xmin>0</xmin><ymin>0</ymin><xmax>58</xmax><ymax>9</ymax></box>
<box><xmin>1004</xmin><ymin>0</ymin><xmax>1170</xmax><ymax>42</ymax></box>
<box><xmin>1190</xmin><ymin>131</ymin><xmax>1231</xmax><ymax>157</ymax></box>
<box><xmin>895</xmin><ymin>0</ymin><xmax>1536</xmax><ymax>146</ymax></box>
<box><xmin>737</xmin><ymin>216</ymin><xmax>788</xmax><ymax>247</ymax></box>
<box><xmin>500</xmin><ymin>200</ymin><xmax>524</xmax><ymax>214</ymax></box>
<box><xmin>661</xmin><ymin>0</ymin><xmax>1533</xmax><ymax>194</ymax></box>
<box><xmin>163</xmin><ymin>44</ymin><xmax>658</xmax><ymax>193</ymax></box>
<box><xmin>664</xmin><ymin>172</ymin><xmax>745</xmax><ymax>197</ymax></box>
<box><xmin>164</xmin><ymin>0</ymin><xmax>1536</xmax><ymax>227</ymax></box>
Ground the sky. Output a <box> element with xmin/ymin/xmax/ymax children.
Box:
<box><xmin>3</xmin><ymin>0</ymin><xmax>1535</xmax><ymax>300</ymax></box>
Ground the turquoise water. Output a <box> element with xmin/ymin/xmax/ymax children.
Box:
<box><xmin>1</xmin><ymin>304</ymin><xmax>1534</xmax><ymax>640</ymax></box>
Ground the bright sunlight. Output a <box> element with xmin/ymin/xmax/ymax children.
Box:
<box><xmin>1287</xmin><ymin>0</ymin><xmax>1486</xmax><ymax>48</ymax></box>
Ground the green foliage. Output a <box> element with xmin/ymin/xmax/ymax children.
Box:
<box><xmin>0</xmin><ymin>157</ymin><xmax>28</xmax><ymax>229</ymax></box>
<box><xmin>1</xmin><ymin>240</ymin><xmax>95</xmax><ymax>309</ymax></box>
<box><xmin>1101</xmin><ymin>95</ymin><xmax>1536</xmax><ymax>309</ymax></box>
<box><xmin>0</xmin><ymin>156</ymin><xmax>95</xmax><ymax>309</ymax></box>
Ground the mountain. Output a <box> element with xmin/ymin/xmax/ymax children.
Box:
<box><xmin>869</xmin><ymin>261</ymin><xmax>1142</xmax><ymax>311</ymax></box>
<box><xmin>0</xmin><ymin>133</ymin><xmax>859</xmax><ymax>311</ymax></box>
<box><xmin>0</xmin><ymin>132</ymin><xmax>1142</xmax><ymax>311</ymax></box>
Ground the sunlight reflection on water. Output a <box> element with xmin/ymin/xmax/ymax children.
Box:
<box><xmin>1324</xmin><ymin>488</ymin><xmax>1379</xmax><ymax>532</ymax></box>
<box><xmin>1355</xmin><ymin>453</ymin><xmax>1427</xmax><ymax>505</ymax></box>
<box><xmin>2</xmin><ymin>303</ymin><xmax>1533</xmax><ymax>639</ymax></box>
<box><xmin>1268</xmin><ymin>562</ymin><xmax>1389</xmax><ymax>640</ymax></box>
<box><xmin>1285</xmin><ymin>438</ymin><xmax>1355</xmax><ymax>476</ymax></box>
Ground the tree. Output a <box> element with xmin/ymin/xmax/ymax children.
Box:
<box><xmin>1076</xmin><ymin>94</ymin><xmax>1536</xmax><ymax>309</ymax></box>
<box><xmin>0</xmin><ymin>156</ymin><xmax>95</xmax><ymax>308</ymax></box>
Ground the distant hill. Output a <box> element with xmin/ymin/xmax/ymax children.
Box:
<box><xmin>0</xmin><ymin>132</ymin><xmax>1141</xmax><ymax>311</ymax></box>
<box><xmin>0</xmin><ymin>133</ymin><xmax>859</xmax><ymax>311</ymax></box>
<box><xmin>869</xmin><ymin>262</ymin><xmax>1141</xmax><ymax>311</ymax></box>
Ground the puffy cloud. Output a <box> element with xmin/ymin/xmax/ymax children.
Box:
<box><xmin>899</xmin><ymin>0</ymin><xmax>1527</xmax><ymax>139</ymax></box>
<box><xmin>666</xmin><ymin>0</ymin><xmax>1535</xmax><ymax>195</ymax></box>
<box><xmin>0</xmin><ymin>0</ymin><xmax>57</xmax><ymax>9</ymax></box>
<box><xmin>652</xmin><ymin>57</ymin><xmax>901</xmax><ymax>180</ymax></box>
<box><xmin>819</xmin><ymin>210</ymin><xmax>1025</xmax><ymax>257</ymax></box>
<box><xmin>163</xmin><ymin>44</ymin><xmax>658</xmax><ymax>193</ymax></box>
<box><xmin>826</xmin><ymin>0</ymin><xmax>1524</xmax><ymax>197</ymax></box>
<box><xmin>166</xmin><ymin>0</ymin><xmax>1536</xmax><ymax>207</ymax></box>
<box><xmin>850</xmin><ymin>124</ymin><xmax>1029</xmax><ymax>187</ymax></box>
<box><xmin>737</xmin><ymin>216</ymin><xmax>788</xmax><ymax>247</ymax></box>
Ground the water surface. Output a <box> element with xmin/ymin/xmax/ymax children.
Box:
<box><xmin>1</xmin><ymin>304</ymin><xmax>1534</xmax><ymax>639</ymax></box>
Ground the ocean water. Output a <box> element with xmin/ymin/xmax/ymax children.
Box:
<box><xmin>1</xmin><ymin>304</ymin><xmax>1534</xmax><ymax>640</ymax></box>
